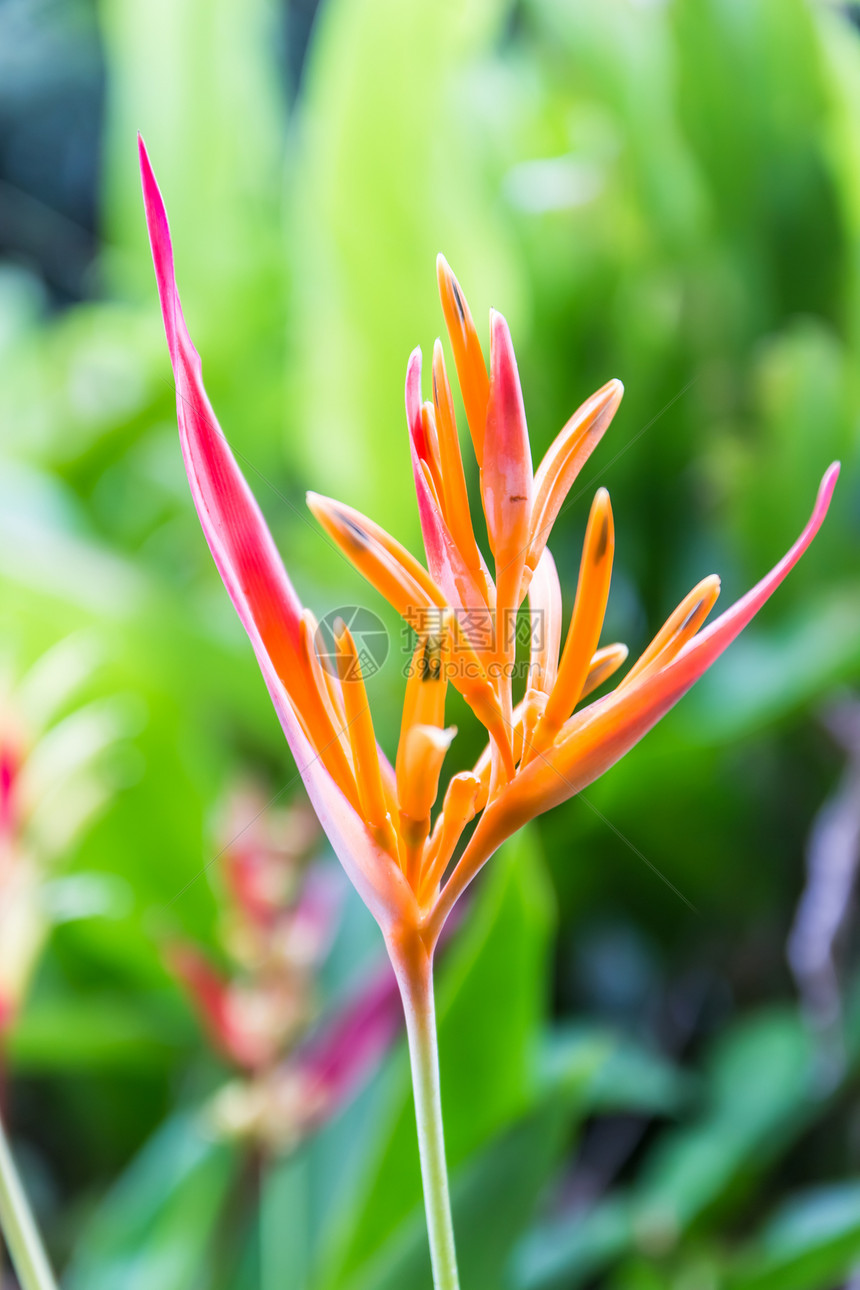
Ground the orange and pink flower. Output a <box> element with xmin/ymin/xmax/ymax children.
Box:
<box><xmin>140</xmin><ymin>135</ymin><xmax>837</xmax><ymax>977</ymax></box>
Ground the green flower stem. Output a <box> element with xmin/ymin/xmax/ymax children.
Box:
<box><xmin>0</xmin><ymin>1112</ymin><xmax>58</xmax><ymax>1290</ymax></box>
<box><xmin>396</xmin><ymin>942</ymin><xmax>460</xmax><ymax>1290</ymax></box>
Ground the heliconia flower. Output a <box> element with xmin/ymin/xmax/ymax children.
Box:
<box><xmin>141</xmin><ymin>136</ymin><xmax>838</xmax><ymax>1286</ymax></box>
<box><xmin>140</xmin><ymin>139</ymin><xmax>839</xmax><ymax>969</ymax></box>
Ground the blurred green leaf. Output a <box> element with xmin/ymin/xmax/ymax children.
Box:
<box><xmin>514</xmin><ymin>1194</ymin><xmax>634</xmax><ymax>1290</ymax></box>
<box><xmin>540</xmin><ymin>1026</ymin><xmax>691</xmax><ymax>1118</ymax></box>
<box><xmin>290</xmin><ymin>0</ymin><xmax>518</xmax><ymax>536</ymax></box>
<box><xmin>727</xmin><ymin>1183</ymin><xmax>860</xmax><ymax>1290</ymax></box>
<box><xmin>7</xmin><ymin>996</ymin><xmax>180</xmax><ymax>1071</ymax></box>
<box><xmin>513</xmin><ymin>1005</ymin><xmax>842</xmax><ymax>1289</ymax></box>
<box><xmin>634</xmin><ymin>1010</ymin><xmax>815</xmax><ymax>1233</ymax></box>
<box><xmin>100</xmin><ymin>0</ymin><xmax>285</xmax><ymax>320</ymax></box>
<box><xmin>64</xmin><ymin>1112</ymin><xmax>240</xmax><ymax>1290</ymax></box>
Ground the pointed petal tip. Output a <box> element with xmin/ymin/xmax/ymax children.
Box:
<box><xmin>405</xmin><ymin>348</ymin><xmax>422</xmax><ymax>404</ymax></box>
<box><xmin>822</xmin><ymin>460</ymin><xmax>841</xmax><ymax>497</ymax></box>
<box><xmin>137</xmin><ymin>133</ymin><xmax>158</xmax><ymax>197</ymax></box>
<box><xmin>306</xmin><ymin>490</ymin><xmax>334</xmax><ymax>524</ymax></box>
<box><xmin>489</xmin><ymin>307</ymin><xmax>510</xmax><ymax>342</ymax></box>
<box><xmin>436</xmin><ymin>252</ymin><xmax>452</xmax><ymax>281</ymax></box>
<box><xmin>805</xmin><ymin>461</ymin><xmax>840</xmax><ymax>534</ymax></box>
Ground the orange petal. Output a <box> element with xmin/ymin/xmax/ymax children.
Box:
<box><xmin>540</xmin><ymin>488</ymin><xmax>614</xmax><ymax>739</ymax></box>
<box><xmin>619</xmin><ymin>575</ymin><xmax>720</xmax><ymax>690</ymax></box>
<box><xmin>447</xmin><ymin>613</ymin><xmax>516</xmax><ymax>776</ymax></box>
<box><xmin>398</xmin><ymin>630</ymin><xmax>449</xmax><ymax>759</ymax></box>
<box><xmin>333</xmin><ymin>620</ymin><xmax>396</xmax><ymax>850</ymax></box>
<box><xmin>408</xmin><ymin>355</ymin><xmax>490</xmax><ymax>612</ymax></box>
<box><xmin>298</xmin><ymin>615</ymin><xmax>361</xmax><ymax>810</ymax></box>
<box><xmin>398</xmin><ymin>724</ymin><xmax>457</xmax><ymax>886</ymax></box>
<box><xmin>581</xmin><ymin>643</ymin><xmax>629</xmax><ymax>699</ymax></box>
<box><xmin>307</xmin><ymin>492</ymin><xmax>445</xmax><ymax>617</ymax></box>
<box><xmin>520</xmin><ymin>687</ymin><xmax>548</xmax><ymax>767</ymax></box>
<box><xmin>436</xmin><ymin>255</ymin><xmax>490</xmax><ymax>465</ymax></box>
<box><xmin>431</xmin><ymin>339</ymin><xmax>488</xmax><ymax>585</ymax></box>
<box><xmin>437</xmin><ymin>463</ymin><xmax>840</xmax><ymax>932</ymax></box>
<box><xmin>526</xmin><ymin>379</ymin><xmax>623</xmax><ymax>581</ymax></box>
<box><xmin>419</xmin><ymin>771</ymin><xmax>480</xmax><ymax>901</ymax></box>
<box><xmin>398</xmin><ymin>725</ymin><xmax>456</xmax><ymax>825</ymax></box>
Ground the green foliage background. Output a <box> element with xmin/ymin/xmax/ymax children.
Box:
<box><xmin>1</xmin><ymin>0</ymin><xmax>860</xmax><ymax>1286</ymax></box>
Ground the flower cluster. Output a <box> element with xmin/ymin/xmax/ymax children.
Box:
<box><xmin>168</xmin><ymin>785</ymin><xmax>402</xmax><ymax>1150</ymax></box>
<box><xmin>140</xmin><ymin>137</ymin><xmax>837</xmax><ymax>970</ymax></box>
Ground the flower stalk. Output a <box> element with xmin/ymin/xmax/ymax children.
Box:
<box><xmin>0</xmin><ymin>1113</ymin><xmax>57</xmax><ymax>1290</ymax></box>
<box><xmin>392</xmin><ymin>936</ymin><xmax>459</xmax><ymax>1290</ymax></box>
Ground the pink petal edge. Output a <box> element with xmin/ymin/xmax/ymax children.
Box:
<box><xmin>139</xmin><ymin>138</ymin><xmax>415</xmax><ymax>936</ymax></box>
<box><xmin>527</xmin><ymin>462</ymin><xmax>840</xmax><ymax>812</ymax></box>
